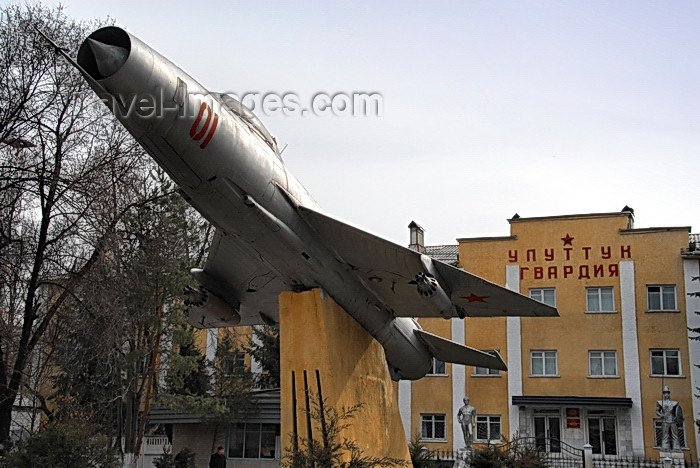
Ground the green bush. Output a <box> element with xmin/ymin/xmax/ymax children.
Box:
<box><xmin>469</xmin><ymin>441</ymin><xmax>548</xmax><ymax>468</ymax></box>
<box><xmin>283</xmin><ymin>401</ymin><xmax>407</xmax><ymax>468</ymax></box>
<box><xmin>506</xmin><ymin>445</ymin><xmax>548</xmax><ymax>468</ymax></box>
<box><xmin>1</xmin><ymin>422</ymin><xmax>119</xmax><ymax>468</ymax></box>
<box><xmin>154</xmin><ymin>447</ymin><xmax>196</xmax><ymax>468</ymax></box>
<box><xmin>407</xmin><ymin>436</ymin><xmax>441</xmax><ymax>468</ymax></box>
<box><xmin>469</xmin><ymin>445</ymin><xmax>509</xmax><ymax>468</ymax></box>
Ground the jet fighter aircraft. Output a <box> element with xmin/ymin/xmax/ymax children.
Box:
<box><xmin>42</xmin><ymin>26</ymin><xmax>557</xmax><ymax>380</ymax></box>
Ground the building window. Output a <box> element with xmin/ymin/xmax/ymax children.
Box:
<box><xmin>474</xmin><ymin>350</ymin><xmax>501</xmax><ymax>376</ymax></box>
<box><xmin>228</xmin><ymin>422</ymin><xmax>279</xmax><ymax>459</ymax></box>
<box><xmin>530</xmin><ymin>350</ymin><xmax>557</xmax><ymax>376</ymax></box>
<box><xmin>589</xmin><ymin>351</ymin><xmax>617</xmax><ymax>377</ymax></box>
<box><xmin>475</xmin><ymin>415</ymin><xmax>501</xmax><ymax>444</ymax></box>
<box><xmin>650</xmin><ymin>349</ymin><xmax>681</xmax><ymax>376</ymax></box>
<box><xmin>420</xmin><ymin>414</ymin><xmax>446</xmax><ymax>441</ymax></box>
<box><xmin>427</xmin><ymin>358</ymin><xmax>446</xmax><ymax>375</ymax></box>
<box><xmin>647</xmin><ymin>285</ymin><xmax>677</xmax><ymax>311</ymax></box>
<box><xmin>586</xmin><ymin>287</ymin><xmax>614</xmax><ymax>312</ymax></box>
<box><xmin>529</xmin><ymin>288</ymin><xmax>556</xmax><ymax>307</ymax></box>
<box><xmin>222</xmin><ymin>351</ymin><xmax>246</xmax><ymax>376</ymax></box>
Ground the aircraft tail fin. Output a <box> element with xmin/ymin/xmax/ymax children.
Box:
<box><xmin>415</xmin><ymin>329</ymin><xmax>507</xmax><ymax>371</ymax></box>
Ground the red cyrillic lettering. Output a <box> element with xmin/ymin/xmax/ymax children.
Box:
<box><xmin>508</xmin><ymin>250</ymin><xmax>518</xmax><ymax>263</ymax></box>
<box><xmin>548</xmin><ymin>266</ymin><xmax>558</xmax><ymax>279</ymax></box>
<box><xmin>609</xmin><ymin>264</ymin><xmax>619</xmax><ymax>277</ymax></box>
<box><xmin>564</xmin><ymin>248</ymin><xmax>573</xmax><ymax>261</ymax></box>
<box><xmin>527</xmin><ymin>249</ymin><xmax>537</xmax><ymax>262</ymax></box>
<box><xmin>544</xmin><ymin>249</ymin><xmax>554</xmax><ymax>262</ymax></box>
<box><xmin>534</xmin><ymin>267</ymin><xmax>544</xmax><ymax>279</ymax></box>
<box><xmin>582</xmin><ymin>246</ymin><xmax>591</xmax><ymax>260</ymax></box>
<box><xmin>563</xmin><ymin>265</ymin><xmax>574</xmax><ymax>278</ymax></box>
<box><xmin>620</xmin><ymin>245</ymin><xmax>631</xmax><ymax>259</ymax></box>
<box><xmin>601</xmin><ymin>246</ymin><xmax>611</xmax><ymax>259</ymax></box>
<box><xmin>593</xmin><ymin>264</ymin><xmax>604</xmax><ymax>277</ymax></box>
<box><xmin>520</xmin><ymin>267</ymin><xmax>530</xmax><ymax>280</ymax></box>
<box><xmin>578</xmin><ymin>265</ymin><xmax>590</xmax><ymax>279</ymax></box>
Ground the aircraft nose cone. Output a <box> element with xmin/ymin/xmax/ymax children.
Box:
<box><xmin>87</xmin><ymin>38</ymin><xmax>128</xmax><ymax>78</ymax></box>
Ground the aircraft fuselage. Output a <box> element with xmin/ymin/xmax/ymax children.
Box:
<box><xmin>77</xmin><ymin>26</ymin><xmax>433</xmax><ymax>380</ymax></box>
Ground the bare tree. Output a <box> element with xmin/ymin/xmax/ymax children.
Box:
<box><xmin>0</xmin><ymin>4</ymin><xmax>152</xmax><ymax>445</ymax></box>
<box><xmin>0</xmin><ymin>4</ymin><xmax>63</xmax><ymax>144</ymax></box>
<box><xmin>0</xmin><ymin>8</ymin><xmax>252</xmax><ymax>462</ymax></box>
<box><xmin>45</xmin><ymin>171</ymin><xmax>211</xmax><ymax>462</ymax></box>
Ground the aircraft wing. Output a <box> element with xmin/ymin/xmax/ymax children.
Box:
<box><xmin>416</xmin><ymin>330</ymin><xmax>507</xmax><ymax>370</ymax></box>
<box><xmin>197</xmin><ymin>229</ymin><xmax>288</xmax><ymax>326</ymax></box>
<box><xmin>298</xmin><ymin>207</ymin><xmax>557</xmax><ymax>319</ymax></box>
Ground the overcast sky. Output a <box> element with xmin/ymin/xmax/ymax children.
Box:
<box><xmin>38</xmin><ymin>0</ymin><xmax>700</xmax><ymax>245</ymax></box>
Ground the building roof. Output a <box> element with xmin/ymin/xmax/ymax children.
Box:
<box><xmin>148</xmin><ymin>388</ymin><xmax>280</xmax><ymax>425</ymax></box>
<box><xmin>507</xmin><ymin>211</ymin><xmax>634</xmax><ymax>223</ymax></box>
<box><xmin>425</xmin><ymin>244</ymin><xmax>459</xmax><ymax>266</ymax></box>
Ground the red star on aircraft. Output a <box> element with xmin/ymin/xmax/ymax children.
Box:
<box><xmin>461</xmin><ymin>293</ymin><xmax>489</xmax><ymax>303</ymax></box>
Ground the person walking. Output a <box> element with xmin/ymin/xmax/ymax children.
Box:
<box><xmin>209</xmin><ymin>446</ymin><xmax>226</xmax><ymax>468</ymax></box>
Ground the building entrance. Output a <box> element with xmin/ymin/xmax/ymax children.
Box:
<box><xmin>534</xmin><ymin>410</ymin><xmax>561</xmax><ymax>453</ymax></box>
<box><xmin>587</xmin><ymin>410</ymin><xmax>617</xmax><ymax>455</ymax></box>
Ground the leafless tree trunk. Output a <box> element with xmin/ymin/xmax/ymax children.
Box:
<box><xmin>0</xmin><ymin>4</ymin><xmax>152</xmax><ymax>445</ymax></box>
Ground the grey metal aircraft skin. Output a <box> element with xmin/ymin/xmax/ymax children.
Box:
<box><xmin>64</xmin><ymin>26</ymin><xmax>557</xmax><ymax>381</ymax></box>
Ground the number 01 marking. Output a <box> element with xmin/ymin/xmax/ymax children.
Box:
<box><xmin>189</xmin><ymin>102</ymin><xmax>219</xmax><ymax>149</ymax></box>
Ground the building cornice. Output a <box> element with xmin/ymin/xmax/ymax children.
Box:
<box><xmin>512</xmin><ymin>395</ymin><xmax>633</xmax><ymax>408</ymax></box>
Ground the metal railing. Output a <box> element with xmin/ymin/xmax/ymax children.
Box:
<box><xmin>591</xmin><ymin>456</ymin><xmax>698</xmax><ymax>468</ymax></box>
<box><xmin>426</xmin><ymin>437</ymin><xmax>584</xmax><ymax>467</ymax></box>
<box><xmin>424</xmin><ymin>439</ymin><xmax>699</xmax><ymax>468</ymax></box>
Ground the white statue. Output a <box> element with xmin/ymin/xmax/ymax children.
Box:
<box><xmin>656</xmin><ymin>386</ymin><xmax>684</xmax><ymax>451</ymax></box>
<box><xmin>457</xmin><ymin>397</ymin><xmax>477</xmax><ymax>448</ymax></box>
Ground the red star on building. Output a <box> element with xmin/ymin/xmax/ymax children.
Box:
<box><xmin>461</xmin><ymin>293</ymin><xmax>489</xmax><ymax>303</ymax></box>
<box><xmin>561</xmin><ymin>234</ymin><xmax>574</xmax><ymax>246</ymax></box>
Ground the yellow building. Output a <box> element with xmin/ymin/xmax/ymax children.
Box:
<box><xmin>403</xmin><ymin>208</ymin><xmax>700</xmax><ymax>462</ymax></box>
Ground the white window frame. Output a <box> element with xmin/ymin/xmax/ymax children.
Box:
<box><xmin>530</xmin><ymin>350</ymin><xmax>558</xmax><ymax>376</ymax></box>
<box><xmin>420</xmin><ymin>414</ymin><xmax>446</xmax><ymax>441</ymax></box>
<box><xmin>586</xmin><ymin>287</ymin><xmax>615</xmax><ymax>313</ymax></box>
<box><xmin>588</xmin><ymin>350</ymin><xmax>618</xmax><ymax>377</ymax></box>
<box><xmin>427</xmin><ymin>358</ymin><xmax>446</xmax><ymax>376</ymax></box>
<box><xmin>222</xmin><ymin>351</ymin><xmax>246</xmax><ymax>376</ymax></box>
<box><xmin>473</xmin><ymin>350</ymin><xmax>501</xmax><ymax>376</ymax></box>
<box><xmin>529</xmin><ymin>288</ymin><xmax>556</xmax><ymax>307</ymax></box>
<box><xmin>647</xmin><ymin>285</ymin><xmax>677</xmax><ymax>311</ymax></box>
<box><xmin>650</xmin><ymin>349</ymin><xmax>682</xmax><ymax>376</ymax></box>
<box><xmin>475</xmin><ymin>415</ymin><xmax>502</xmax><ymax>444</ymax></box>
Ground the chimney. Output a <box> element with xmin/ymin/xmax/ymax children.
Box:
<box><xmin>408</xmin><ymin>221</ymin><xmax>426</xmax><ymax>253</ymax></box>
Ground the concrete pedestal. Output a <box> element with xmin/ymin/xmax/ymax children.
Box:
<box><xmin>658</xmin><ymin>451</ymin><xmax>686</xmax><ymax>467</ymax></box>
<box><xmin>279</xmin><ymin>289</ymin><xmax>411</xmax><ymax>463</ymax></box>
<box><xmin>453</xmin><ymin>447</ymin><xmax>473</xmax><ymax>468</ymax></box>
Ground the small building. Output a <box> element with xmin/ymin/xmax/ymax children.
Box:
<box><xmin>149</xmin><ymin>388</ymin><xmax>281</xmax><ymax>468</ymax></box>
